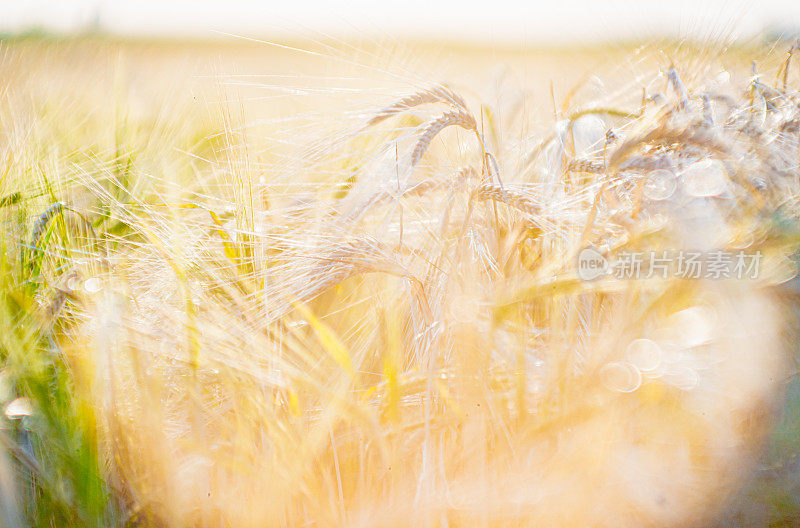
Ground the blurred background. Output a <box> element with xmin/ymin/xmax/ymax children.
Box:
<box><xmin>2</xmin><ymin>0</ymin><xmax>800</xmax><ymax>44</ymax></box>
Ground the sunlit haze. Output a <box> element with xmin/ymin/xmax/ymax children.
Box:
<box><xmin>3</xmin><ymin>0</ymin><xmax>800</xmax><ymax>43</ymax></box>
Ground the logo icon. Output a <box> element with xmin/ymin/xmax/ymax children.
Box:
<box><xmin>577</xmin><ymin>246</ymin><xmax>608</xmax><ymax>281</ymax></box>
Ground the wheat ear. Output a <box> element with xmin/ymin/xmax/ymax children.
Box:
<box><xmin>367</xmin><ymin>84</ymin><xmax>469</xmax><ymax>126</ymax></box>
<box><xmin>472</xmin><ymin>183</ymin><xmax>539</xmax><ymax>216</ymax></box>
<box><xmin>411</xmin><ymin>110</ymin><xmax>477</xmax><ymax>167</ymax></box>
<box><xmin>567</xmin><ymin>159</ymin><xmax>606</xmax><ymax>174</ymax></box>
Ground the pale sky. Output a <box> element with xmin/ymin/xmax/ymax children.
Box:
<box><xmin>2</xmin><ymin>0</ymin><xmax>800</xmax><ymax>44</ymax></box>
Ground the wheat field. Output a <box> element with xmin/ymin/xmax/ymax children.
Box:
<box><xmin>0</xmin><ymin>35</ymin><xmax>799</xmax><ymax>527</ymax></box>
